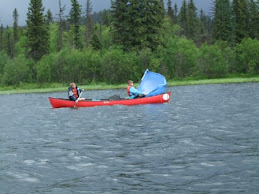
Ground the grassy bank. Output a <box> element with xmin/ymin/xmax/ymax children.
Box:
<box><xmin>0</xmin><ymin>77</ymin><xmax>259</xmax><ymax>95</ymax></box>
<box><xmin>168</xmin><ymin>77</ymin><xmax>259</xmax><ymax>86</ymax></box>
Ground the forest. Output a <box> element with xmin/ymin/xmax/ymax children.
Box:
<box><xmin>0</xmin><ymin>0</ymin><xmax>258</xmax><ymax>86</ymax></box>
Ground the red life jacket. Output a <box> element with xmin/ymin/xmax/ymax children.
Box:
<box><xmin>72</xmin><ymin>88</ymin><xmax>78</xmax><ymax>98</ymax></box>
<box><xmin>127</xmin><ymin>86</ymin><xmax>132</xmax><ymax>96</ymax></box>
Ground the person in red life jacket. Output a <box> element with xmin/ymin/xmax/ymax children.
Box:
<box><xmin>68</xmin><ymin>82</ymin><xmax>85</xmax><ymax>101</ymax></box>
<box><xmin>127</xmin><ymin>80</ymin><xmax>148</xmax><ymax>99</ymax></box>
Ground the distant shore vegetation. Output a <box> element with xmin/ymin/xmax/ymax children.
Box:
<box><xmin>0</xmin><ymin>76</ymin><xmax>258</xmax><ymax>95</ymax></box>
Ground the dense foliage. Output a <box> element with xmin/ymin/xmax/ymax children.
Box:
<box><xmin>26</xmin><ymin>0</ymin><xmax>49</xmax><ymax>62</ymax></box>
<box><xmin>212</xmin><ymin>0</ymin><xmax>233</xmax><ymax>42</ymax></box>
<box><xmin>111</xmin><ymin>0</ymin><xmax>165</xmax><ymax>51</ymax></box>
<box><xmin>0</xmin><ymin>0</ymin><xmax>258</xmax><ymax>86</ymax></box>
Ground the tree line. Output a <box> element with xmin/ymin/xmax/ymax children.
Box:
<box><xmin>0</xmin><ymin>0</ymin><xmax>258</xmax><ymax>86</ymax></box>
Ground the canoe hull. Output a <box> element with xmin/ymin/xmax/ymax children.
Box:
<box><xmin>49</xmin><ymin>92</ymin><xmax>171</xmax><ymax>108</ymax></box>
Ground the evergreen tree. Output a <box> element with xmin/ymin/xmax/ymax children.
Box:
<box><xmin>102</xmin><ymin>9</ymin><xmax>111</xmax><ymax>26</ymax></box>
<box><xmin>248</xmin><ymin>0</ymin><xmax>259</xmax><ymax>38</ymax></box>
<box><xmin>90</xmin><ymin>26</ymin><xmax>102</xmax><ymax>50</ymax></box>
<box><xmin>167</xmin><ymin>0</ymin><xmax>175</xmax><ymax>23</ymax></box>
<box><xmin>69</xmin><ymin>0</ymin><xmax>82</xmax><ymax>49</ymax></box>
<box><xmin>200</xmin><ymin>9</ymin><xmax>206</xmax><ymax>35</ymax></box>
<box><xmin>233</xmin><ymin>0</ymin><xmax>250</xmax><ymax>43</ymax></box>
<box><xmin>5</xmin><ymin>27</ymin><xmax>14</xmax><ymax>58</ymax></box>
<box><xmin>85</xmin><ymin>0</ymin><xmax>93</xmax><ymax>48</ymax></box>
<box><xmin>112</xmin><ymin>0</ymin><xmax>164</xmax><ymax>51</ymax></box>
<box><xmin>45</xmin><ymin>9</ymin><xmax>54</xmax><ymax>24</ymax></box>
<box><xmin>199</xmin><ymin>9</ymin><xmax>212</xmax><ymax>43</ymax></box>
<box><xmin>13</xmin><ymin>8</ymin><xmax>19</xmax><ymax>44</ymax></box>
<box><xmin>0</xmin><ymin>25</ymin><xmax>3</xmax><ymax>51</ymax></box>
<box><xmin>111</xmin><ymin>0</ymin><xmax>130</xmax><ymax>48</ymax></box>
<box><xmin>212</xmin><ymin>0</ymin><xmax>233</xmax><ymax>42</ymax></box>
<box><xmin>160</xmin><ymin>0</ymin><xmax>165</xmax><ymax>11</ymax></box>
<box><xmin>142</xmin><ymin>0</ymin><xmax>165</xmax><ymax>50</ymax></box>
<box><xmin>255</xmin><ymin>0</ymin><xmax>259</xmax><ymax>39</ymax></box>
<box><xmin>179</xmin><ymin>0</ymin><xmax>188</xmax><ymax>36</ymax></box>
<box><xmin>187</xmin><ymin>0</ymin><xmax>199</xmax><ymax>40</ymax></box>
<box><xmin>26</xmin><ymin>0</ymin><xmax>49</xmax><ymax>61</ymax></box>
<box><xmin>57</xmin><ymin>0</ymin><xmax>65</xmax><ymax>51</ymax></box>
<box><xmin>174</xmin><ymin>3</ymin><xmax>178</xmax><ymax>24</ymax></box>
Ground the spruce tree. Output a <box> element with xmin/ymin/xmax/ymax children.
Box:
<box><xmin>102</xmin><ymin>9</ymin><xmax>111</xmax><ymax>26</ymax></box>
<box><xmin>212</xmin><ymin>0</ymin><xmax>233</xmax><ymax>42</ymax></box>
<box><xmin>69</xmin><ymin>0</ymin><xmax>82</xmax><ymax>49</ymax></box>
<box><xmin>0</xmin><ymin>25</ymin><xmax>3</xmax><ymax>51</ymax></box>
<box><xmin>174</xmin><ymin>3</ymin><xmax>178</xmax><ymax>24</ymax></box>
<box><xmin>112</xmin><ymin>0</ymin><xmax>164</xmax><ymax>50</ymax></box>
<box><xmin>179</xmin><ymin>0</ymin><xmax>188</xmax><ymax>36</ymax></box>
<box><xmin>26</xmin><ymin>0</ymin><xmax>49</xmax><ymax>61</ymax></box>
<box><xmin>45</xmin><ymin>9</ymin><xmax>54</xmax><ymax>24</ymax></box>
<box><xmin>13</xmin><ymin>8</ymin><xmax>19</xmax><ymax>44</ymax></box>
<box><xmin>142</xmin><ymin>0</ymin><xmax>164</xmax><ymax>50</ymax></box>
<box><xmin>90</xmin><ymin>26</ymin><xmax>102</xmax><ymax>50</ymax></box>
<box><xmin>5</xmin><ymin>27</ymin><xmax>14</xmax><ymax>58</ymax></box>
<box><xmin>199</xmin><ymin>9</ymin><xmax>207</xmax><ymax>39</ymax></box>
<box><xmin>200</xmin><ymin>10</ymin><xmax>212</xmax><ymax>36</ymax></box>
<box><xmin>167</xmin><ymin>0</ymin><xmax>175</xmax><ymax>23</ymax></box>
<box><xmin>160</xmin><ymin>0</ymin><xmax>165</xmax><ymax>11</ymax></box>
<box><xmin>187</xmin><ymin>0</ymin><xmax>199</xmax><ymax>40</ymax></box>
<box><xmin>199</xmin><ymin>9</ymin><xmax>212</xmax><ymax>44</ymax></box>
<box><xmin>255</xmin><ymin>0</ymin><xmax>259</xmax><ymax>39</ymax></box>
<box><xmin>232</xmin><ymin>0</ymin><xmax>250</xmax><ymax>42</ymax></box>
<box><xmin>85</xmin><ymin>0</ymin><xmax>93</xmax><ymax>48</ymax></box>
<box><xmin>248</xmin><ymin>0</ymin><xmax>259</xmax><ymax>38</ymax></box>
<box><xmin>57</xmin><ymin>0</ymin><xmax>65</xmax><ymax>51</ymax></box>
<box><xmin>127</xmin><ymin>0</ymin><xmax>143</xmax><ymax>49</ymax></box>
<box><xmin>200</xmin><ymin>10</ymin><xmax>206</xmax><ymax>35</ymax></box>
<box><xmin>111</xmin><ymin>0</ymin><xmax>164</xmax><ymax>51</ymax></box>
<box><xmin>111</xmin><ymin>0</ymin><xmax>130</xmax><ymax>48</ymax></box>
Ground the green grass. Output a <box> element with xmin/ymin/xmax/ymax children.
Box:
<box><xmin>168</xmin><ymin>77</ymin><xmax>259</xmax><ymax>86</ymax></box>
<box><xmin>0</xmin><ymin>77</ymin><xmax>259</xmax><ymax>95</ymax></box>
<box><xmin>0</xmin><ymin>83</ymin><xmax>126</xmax><ymax>95</ymax></box>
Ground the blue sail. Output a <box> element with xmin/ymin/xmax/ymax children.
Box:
<box><xmin>137</xmin><ymin>69</ymin><xmax>167</xmax><ymax>97</ymax></box>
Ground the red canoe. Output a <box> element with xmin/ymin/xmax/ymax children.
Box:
<box><xmin>49</xmin><ymin>92</ymin><xmax>171</xmax><ymax>108</ymax></box>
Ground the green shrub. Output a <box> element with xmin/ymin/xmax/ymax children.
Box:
<box><xmin>100</xmin><ymin>47</ymin><xmax>138</xmax><ymax>83</ymax></box>
<box><xmin>36</xmin><ymin>53</ymin><xmax>57</xmax><ymax>83</ymax></box>
<box><xmin>0</xmin><ymin>52</ymin><xmax>10</xmax><ymax>83</ymax></box>
<box><xmin>199</xmin><ymin>42</ymin><xmax>231</xmax><ymax>78</ymax></box>
<box><xmin>235</xmin><ymin>38</ymin><xmax>259</xmax><ymax>74</ymax></box>
<box><xmin>166</xmin><ymin>37</ymin><xmax>198</xmax><ymax>78</ymax></box>
<box><xmin>81</xmin><ymin>49</ymin><xmax>102</xmax><ymax>83</ymax></box>
<box><xmin>2</xmin><ymin>54</ymin><xmax>33</xmax><ymax>85</ymax></box>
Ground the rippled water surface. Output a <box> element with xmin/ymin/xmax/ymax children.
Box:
<box><xmin>0</xmin><ymin>83</ymin><xmax>259</xmax><ymax>193</ymax></box>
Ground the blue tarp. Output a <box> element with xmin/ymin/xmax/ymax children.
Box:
<box><xmin>137</xmin><ymin>69</ymin><xmax>167</xmax><ymax>97</ymax></box>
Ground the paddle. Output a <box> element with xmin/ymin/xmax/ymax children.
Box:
<box><xmin>74</xmin><ymin>91</ymin><xmax>83</xmax><ymax>108</ymax></box>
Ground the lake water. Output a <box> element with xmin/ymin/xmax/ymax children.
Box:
<box><xmin>0</xmin><ymin>83</ymin><xmax>258</xmax><ymax>193</ymax></box>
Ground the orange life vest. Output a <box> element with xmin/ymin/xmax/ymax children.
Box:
<box><xmin>72</xmin><ymin>88</ymin><xmax>78</xmax><ymax>98</ymax></box>
<box><xmin>127</xmin><ymin>85</ymin><xmax>136</xmax><ymax>97</ymax></box>
<box><xmin>127</xmin><ymin>86</ymin><xmax>132</xmax><ymax>96</ymax></box>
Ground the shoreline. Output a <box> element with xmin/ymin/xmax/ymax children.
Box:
<box><xmin>0</xmin><ymin>77</ymin><xmax>258</xmax><ymax>95</ymax></box>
